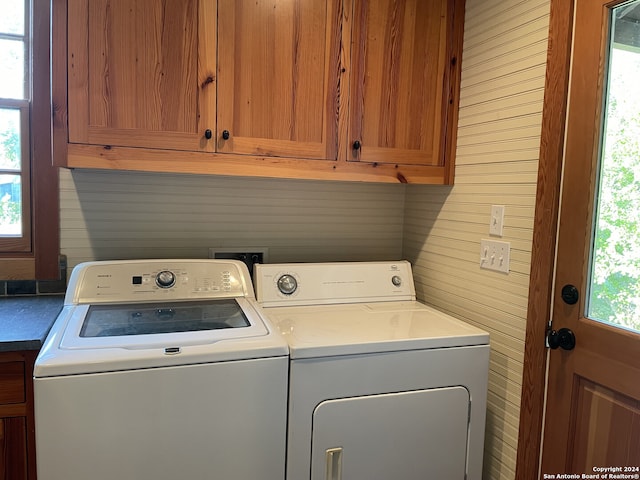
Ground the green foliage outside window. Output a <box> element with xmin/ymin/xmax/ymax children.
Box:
<box><xmin>588</xmin><ymin>47</ymin><xmax>640</xmax><ymax>332</ymax></box>
<box><xmin>0</xmin><ymin>124</ymin><xmax>21</xmax><ymax>231</ymax></box>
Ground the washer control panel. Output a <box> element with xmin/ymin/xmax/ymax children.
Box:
<box><xmin>255</xmin><ymin>261</ymin><xmax>416</xmax><ymax>307</ymax></box>
<box><xmin>66</xmin><ymin>260</ymin><xmax>252</xmax><ymax>305</ymax></box>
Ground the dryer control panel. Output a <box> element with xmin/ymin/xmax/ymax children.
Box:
<box><xmin>254</xmin><ymin>261</ymin><xmax>416</xmax><ymax>307</ymax></box>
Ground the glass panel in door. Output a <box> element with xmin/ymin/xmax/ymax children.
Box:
<box><xmin>588</xmin><ymin>0</ymin><xmax>640</xmax><ymax>333</ymax></box>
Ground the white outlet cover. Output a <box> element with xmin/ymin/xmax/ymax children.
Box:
<box><xmin>489</xmin><ymin>205</ymin><xmax>505</xmax><ymax>237</ymax></box>
<box><xmin>480</xmin><ymin>239</ymin><xmax>510</xmax><ymax>273</ymax></box>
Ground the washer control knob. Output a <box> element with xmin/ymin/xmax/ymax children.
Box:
<box><xmin>156</xmin><ymin>270</ymin><xmax>176</xmax><ymax>288</ymax></box>
<box><xmin>391</xmin><ymin>275</ymin><xmax>402</xmax><ymax>287</ymax></box>
<box><xmin>277</xmin><ymin>274</ymin><xmax>298</xmax><ymax>295</ymax></box>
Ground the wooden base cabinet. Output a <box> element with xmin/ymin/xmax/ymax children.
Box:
<box><xmin>57</xmin><ymin>0</ymin><xmax>465</xmax><ymax>184</ymax></box>
<box><xmin>0</xmin><ymin>352</ymin><xmax>37</xmax><ymax>480</ymax></box>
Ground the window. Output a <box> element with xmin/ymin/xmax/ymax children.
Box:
<box><xmin>0</xmin><ymin>0</ymin><xmax>59</xmax><ymax>280</ymax></box>
<box><xmin>0</xmin><ymin>1</ymin><xmax>30</xmax><ymax>250</ymax></box>
<box><xmin>587</xmin><ymin>2</ymin><xmax>640</xmax><ymax>332</ymax></box>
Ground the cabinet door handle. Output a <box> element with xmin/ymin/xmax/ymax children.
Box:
<box><xmin>352</xmin><ymin>140</ymin><xmax>361</xmax><ymax>150</ymax></box>
<box><xmin>222</xmin><ymin>130</ymin><xmax>230</xmax><ymax>140</ymax></box>
<box><xmin>204</xmin><ymin>129</ymin><xmax>212</xmax><ymax>140</ymax></box>
<box><xmin>325</xmin><ymin>447</ymin><xmax>343</xmax><ymax>480</ymax></box>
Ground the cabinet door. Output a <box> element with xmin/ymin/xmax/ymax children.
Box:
<box><xmin>0</xmin><ymin>417</ymin><xmax>28</xmax><ymax>480</ymax></box>
<box><xmin>349</xmin><ymin>0</ymin><xmax>458</xmax><ymax>166</ymax></box>
<box><xmin>217</xmin><ymin>0</ymin><xmax>343</xmax><ymax>160</ymax></box>
<box><xmin>68</xmin><ymin>0</ymin><xmax>217</xmax><ymax>152</ymax></box>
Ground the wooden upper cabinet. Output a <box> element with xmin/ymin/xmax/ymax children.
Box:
<box><xmin>67</xmin><ymin>0</ymin><xmax>217</xmax><ymax>152</ymax></box>
<box><xmin>216</xmin><ymin>0</ymin><xmax>343</xmax><ymax>160</ymax></box>
<box><xmin>60</xmin><ymin>0</ymin><xmax>465</xmax><ymax>183</ymax></box>
<box><xmin>348</xmin><ymin>0</ymin><xmax>461</xmax><ymax>169</ymax></box>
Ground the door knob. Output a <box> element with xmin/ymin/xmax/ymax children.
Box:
<box><xmin>547</xmin><ymin>327</ymin><xmax>576</xmax><ymax>350</ymax></box>
<box><xmin>561</xmin><ymin>284</ymin><xmax>579</xmax><ymax>305</ymax></box>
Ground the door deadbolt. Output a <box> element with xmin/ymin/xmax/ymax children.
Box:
<box><xmin>561</xmin><ymin>284</ymin><xmax>579</xmax><ymax>305</ymax></box>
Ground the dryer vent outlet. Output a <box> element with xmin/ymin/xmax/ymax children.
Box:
<box><xmin>208</xmin><ymin>248</ymin><xmax>267</xmax><ymax>276</ymax></box>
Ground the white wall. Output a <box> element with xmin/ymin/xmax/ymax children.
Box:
<box><xmin>403</xmin><ymin>1</ymin><xmax>550</xmax><ymax>479</ymax></box>
<box><xmin>59</xmin><ymin>169</ymin><xmax>405</xmax><ymax>270</ymax></box>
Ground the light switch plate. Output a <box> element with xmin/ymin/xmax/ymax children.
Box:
<box><xmin>480</xmin><ymin>239</ymin><xmax>510</xmax><ymax>273</ymax></box>
<box><xmin>489</xmin><ymin>205</ymin><xmax>505</xmax><ymax>236</ymax></box>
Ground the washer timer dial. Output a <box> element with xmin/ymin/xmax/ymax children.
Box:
<box><xmin>156</xmin><ymin>270</ymin><xmax>176</xmax><ymax>288</ymax></box>
<box><xmin>277</xmin><ymin>274</ymin><xmax>298</xmax><ymax>295</ymax></box>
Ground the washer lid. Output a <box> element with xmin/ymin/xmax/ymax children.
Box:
<box><xmin>60</xmin><ymin>298</ymin><xmax>266</xmax><ymax>350</ymax></box>
<box><xmin>35</xmin><ymin>298</ymin><xmax>288</xmax><ymax>377</ymax></box>
<box><xmin>263</xmin><ymin>301</ymin><xmax>489</xmax><ymax>359</ymax></box>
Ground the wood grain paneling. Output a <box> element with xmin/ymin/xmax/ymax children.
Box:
<box><xmin>68</xmin><ymin>0</ymin><xmax>216</xmax><ymax>152</ymax></box>
<box><xmin>513</xmin><ymin>0</ymin><xmax>573</xmax><ymax>477</ymax></box>
<box><xmin>349</xmin><ymin>0</ymin><xmax>462</xmax><ymax>167</ymax></box>
<box><xmin>403</xmin><ymin>0</ymin><xmax>550</xmax><ymax>478</ymax></box>
<box><xmin>217</xmin><ymin>0</ymin><xmax>341</xmax><ymax>160</ymax></box>
<box><xmin>570</xmin><ymin>379</ymin><xmax>640</xmax><ymax>472</ymax></box>
<box><xmin>0</xmin><ymin>417</ymin><xmax>28</xmax><ymax>480</ymax></box>
<box><xmin>0</xmin><ymin>363</ymin><xmax>25</xmax><ymax>405</ymax></box>
<box><xmin>0</xmin><ymin>351</ymin><xmax>36</xmax><ymax>480</ymax></box>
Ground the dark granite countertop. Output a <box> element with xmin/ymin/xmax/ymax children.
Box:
<box><xmin>0</xmin><ymin>295</ymin><xmax>64</xmax><ymax>352</ymax></box>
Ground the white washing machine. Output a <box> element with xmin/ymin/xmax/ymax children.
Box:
<box><xmin>34</xmin><ymin>259</ymin><xmax>288</xmax><ymax>480</ymax></box>
<box><xmin>255</xmin><ymin>261</ymin><xmax>490</xmax><ymax>480</ymax></box>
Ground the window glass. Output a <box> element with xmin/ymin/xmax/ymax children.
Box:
<box><xmin>0</xmin><ymin>1</ymin><xmax>27</xmax><ymax>240</ymax></box>
<box><xmin>0</xmin><ymin>174</ymin><xmax>21</xmax><ymax>236</ymax></box>
<box><xmin>0</xmin><ymin>39</ymin><xmax>25</xmax><ymax>99</ymax></box>
<box><xmin>0</xmin><ymin>1</ymin><xmax>24</xmax><ymax>35</ymax></box>
<box><xmin>587</xmin><ymin>3</ymin><xmax>640</xmax><ymax>333</ymax></box>
<box><xmin>0</xmin><ymin>108</ymin><xmax>21</xmax><ymax>170</ymax></box>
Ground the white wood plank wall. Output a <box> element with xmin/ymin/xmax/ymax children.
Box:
<box><xmin>59</xmin><ymin>169</ymin><xmax>404</xmax><ymax>271</ymax></box>
<box><xmin>403</xmin><ymin>1</ymin><xmax>550</xmax><ymax>479</ymax></box>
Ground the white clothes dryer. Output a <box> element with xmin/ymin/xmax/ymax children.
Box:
<box><xmin>255</xmin><ymin>261</ymin><xmax>490</xmax><ymax>480</ymax></box>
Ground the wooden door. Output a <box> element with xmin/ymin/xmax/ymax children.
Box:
<box><xmin>541</xmin><ymin>0</ymin><xmax>640</xmax><ymax>474</ymax></box>
<box><xmin>217</xmin><ymin>0</ymin><xmax>344</xmax><ymax>160</ymax></box>
<box><xmin>67</xmin><ymin>0</ymin><xmax>217</xmax><ymax>152</ymax></box>
<box><xmin>348</xmin><ymin>0</ymin><xmax>462</xmax><ymax>168</ymax></box>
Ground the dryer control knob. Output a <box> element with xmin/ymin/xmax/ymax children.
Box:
<box><xmin>392</xmin><ymin>275</ymin><xmax>402</xmax><ymax>287</ymax></box>
<box><xmin>277</xmin><ymin>274</ymin><xmax>298</xmax><ymax>295</ymax></box>
<box><xmin>156</xmin><ymin>270</ymin><xmax>176</xmax><ymax>288</ymax></box>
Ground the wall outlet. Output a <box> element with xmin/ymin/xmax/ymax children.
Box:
<box><xmin>480</xmin><ymin>239</ymin><xmax>510</xmax><ymax>273</ymax></box>
<box><xmin>208</xmin><ymin>247</ymin><xmax>269</xmax><ymax>276</ymax></box>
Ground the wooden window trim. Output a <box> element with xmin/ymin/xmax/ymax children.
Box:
<box><xmin>0</xmin><ymin>1</ymin><xmax>60</xmax><ymax>280</ymax></box>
